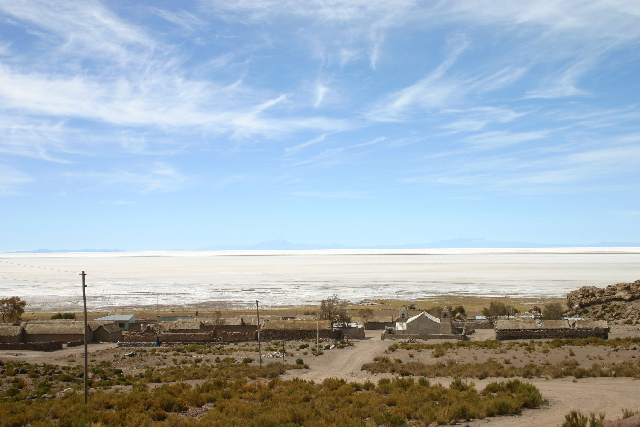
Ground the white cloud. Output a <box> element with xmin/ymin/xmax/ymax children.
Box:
<box><xmin>314</xmin><ymin>82</ymin><xmax>329</xmax><ymax>108</ymax></box>
<box><xmin>0</xmin><ymin>0</ymin><xmax>156</xmax><ymax>66</ymax></box>
<box><xmin>366</xmin><ymin>38</ymin><xmax>468</xmax><ymax>121</ymax></box>
<box><xmin>441</xmin><ymin>107</ymin><xmax>528</xmax><ymax>132</ymax></box>
<box><xmin>289</xmin><ymin>190</ymin><xmax>369</xmax><ymax>198</ymax></box>
<box><xmin>286</xmin><ymin>134</ymin><xmax>329</xmax><ymax>154</ymax></box>
<box><xmin>464</xmin><ymin>130</ymin><xmax>550</xmax><ymax>149</ymax></box>
<box><xmin>0</xmin><ymin>164</ymin><xmax>32</xmax><ymax>195</ymax></box>
<box><xmin>73</xmin><ymin>163</ymin><xmax>193</xmax><ymax>194</ymax></box>
<box><xmin>151</xmin><ymin>8</ymin><xmax>206</xmax><ymax>31</ymax></box>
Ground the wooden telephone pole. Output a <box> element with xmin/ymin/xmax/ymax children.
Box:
<box><xmin>81</xmin><ymin>271</ymin><xmax>88</xmax><ymax>405</ymax></box>
<box><xmin>256</xmin><ymin>300</ymin><xmax>262</xmax><ymax>368</ymax></box>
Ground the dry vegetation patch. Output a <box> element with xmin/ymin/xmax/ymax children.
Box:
<box><xmin>1</xmin><ymin>341</ymin><xmax>546</xmax><ymax>427</ymax></box>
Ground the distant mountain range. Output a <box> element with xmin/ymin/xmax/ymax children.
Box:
<box><xmin>6</xmin><ymin>249</ymin><xmax>126</xmax><ymax>254</ymax></box>
<box><xmin>198</xmin><ymin>238</ymin><xmax>640</xmax><ymax>251</ymax></box>
<box><xmin>5</xmin><ymin>239</ymin><xmax>638</xmax><ymax>253</ymax></box>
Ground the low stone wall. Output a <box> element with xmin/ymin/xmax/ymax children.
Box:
<box><xmin>124</xmin><ymin>332</ymin><xmax>215</xmax><ymax>343</ymax></box>
<box><xmin>453</xmin><ymin>320</ymin><xmax>493</xmax><ymax>331</ymax></box>
<box><xmin>0</xmin><ymin>341</ymin><xmax>63</xmax><ymax>351</ymax></box>
<box><xmin>219</xmin><ymin>330</ymin><xmax>255</xmax><ymax>342</ymax></box>
<box><xmin>260</xmin><ymin>329</ymin><xmax>342</xmax><ymax>341</ymax></box>
<box><xmin>381</xmin><ymin>333</ymin><xmax>467</xmax><ymax>341</ymax></box>
<box><xmin>339</xmin><ymin>327</ymin><xmax>365</xmax><ymax>339</ymax></box>
<box><xmin>496</xmin><ymin>327</ymin><xmax>609</xmax><ymax>340</ymax></box>
<box><xmin>365</xmin><ymin>322</ymin><xmax>395</xmax><ymax>330</ymax></box>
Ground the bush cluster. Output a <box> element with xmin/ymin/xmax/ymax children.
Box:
<box><xmin>0</xmin><ymin>373</ymin><xmax>542</xmax><ymax>426</ymax></box>
<box><xmin>363</xmin><ymin>356</ymin><xmax>640</xmax><ymax>380</ymax></box>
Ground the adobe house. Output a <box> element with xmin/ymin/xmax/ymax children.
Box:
<box><xmin>94</xmin><ymin>314</ymin><xmax>135</xmax><ymax>331</ymax></box>
<box><xmin>396</xmin><ymin>311</ymin><xmax>452</xmax><ymax>335</ymax></box>
<box><xmin>23</xmin><ymin>322</ymin><xmax>91</xmax><ymax>343</ymax></box>
<box><xmin>0</xmin><ymin>325</ymin><xmax>23</xmax><ymax>343</ymax></box>
<box><xmin>90</xmin><ymin>323</ymin><xmax>123</xmax><ymax>342</ymax></box>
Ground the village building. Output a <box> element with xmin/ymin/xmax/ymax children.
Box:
<box><xmin>90</xmin><ymin>322</ymin><xmax>123</xmax><ymax>342</ymax></box>
<box><xmin>22</xmin><ymin>322</ymin><xmax>90</xmax><ymax>343</ymax></box>
<box><xmin>395</xmin><ymin>311</ymin><xmax>453</xmax><ymax>335</ymax></box>
<box><xmin>94</xmin><ymin>314</ymin><xmax>135</xmax><ymax>331</ymax></box>
<box><xmin>0</xmin><ymin>325</ymin><xmax>23</xmax><ymax>344</ymax></box>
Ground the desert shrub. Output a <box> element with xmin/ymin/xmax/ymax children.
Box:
<box><xmin>561</xmin><ymin>410</ymin><xmax>605</xmax><ymax>427</ymax></box>
<box><xmin>375</xmin><ymin>412</ymin><xmax>406</xmax><ymax>426</ymax></box>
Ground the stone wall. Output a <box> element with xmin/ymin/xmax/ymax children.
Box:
<box><xmin>381</xmin><ymin>333</ymin><xmax>467</xmax><ymax>341</ymax></box>
<box><xmin>24</xmin><ymin>333</ymin><xmax>87</xmax><ymax>343</ymax></box>
<box><xmin>365</xmin><ymin>321</ymin><xmax>395</xmax><ymax>330</ymax></box>
<box><xmin>453</xmin><ymin>320</ymin><xmax>493</xmax><ymax>330</ymax></box>
<box><xmin>339</xmin><ymin>327</ymin><xmax>365</xmax><ymax>339</ymax></box>
<box><xmin>124</xmin><ymin>332</ymin><xmax>215</xmax><ymax>343</ymax></box>
<box><xmin>496</xmin><ymin>327</ymin><xmax>608</xmax><ymax>340</ymax></box>
<box><xmin>260</xmin><ymin>329</ymin><xmax>342</xmax><ymax>341</ymax></box>
<box><xmin>0</xmin><ymin>342</ymin><xmax>63</xmax><ymax>351</ymax></box>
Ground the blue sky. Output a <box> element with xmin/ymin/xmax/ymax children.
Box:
<box><xmin>1</xmin><ymin>0</ymin><xmax>639</xmax><ymax>251</ymax></box>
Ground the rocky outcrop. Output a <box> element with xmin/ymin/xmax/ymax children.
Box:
<box><xmin>567</xmin><ymin>280</ymin><xmax>640</xmax><ymax>309</ymax></box>
<box><xmin>567</xmin><ymin>280</ymin><xmax>640</xmax><ymax>325</ymax></box>
<box><xmin>605</xmin><ymin>413</ymin><xmax>640</xmax><ymax>427</ymax></box>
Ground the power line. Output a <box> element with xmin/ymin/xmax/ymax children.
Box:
<box><xmin>0</xmin><ymin>260</ymin><xmax>129</xmax><ymax>287</ymax></box>
<box><xmin>0</xmin><ymin>259</ymin><xmax>79</xmax><ymax>275</ymax></box>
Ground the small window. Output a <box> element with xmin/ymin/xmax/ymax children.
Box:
<box><xmin>118</xmin><ymin>322</ymin><xmax>125</xmax><ymax>328</ymax></box>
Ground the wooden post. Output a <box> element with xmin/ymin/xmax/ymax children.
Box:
<box><xmin>256</xmin><ymin>300</ymin><xmax>262</xmax><ymax>368</ymax></box>
<box><xmin>81</xmin><ymin>271</ymin><xmax>88</xmax><ymax>405</ymax></box>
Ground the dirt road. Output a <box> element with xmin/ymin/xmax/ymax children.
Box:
<box><xmin>282</xmin><ymin>330</ymin><xmax>391</xmax><ymax>383</ymax></box>
<box><xmin>285</xmin><ymin>332</ymin><xmax>640</xmax><ymax>426</ymax></box>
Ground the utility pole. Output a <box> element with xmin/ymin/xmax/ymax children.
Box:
<box><xmin>81</xmin><ymin>271</ymin><xmax>88</xmax><ymax>405</ymax></box>
<box><xmin>316</xmin><ymin>313</ymin><xmax>319</xmax><ymax>354</ymax></box>
<box><xmin>256</xmin><ymin>300</ymin><xmax>262</xmax><ymax>368</ymax></box>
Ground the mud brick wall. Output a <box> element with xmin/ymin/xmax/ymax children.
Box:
<box><xmin>0</xmin><ymin>342</ymin><xmax>63</xmax><ymax>351</ymax></box>
<box><xmin>365</xmin><ymin>322</ymin><xmax>395</xmax><ymax>330</ymax></box>
<box><xmin>453</xmin><ymin>321</ymin><xmax>493</xmax><ymax>331</ymax></box>
<box><xmin>124</xmin><ymin>332</ymin><xmax>215</xmax><ymax>343</ymax></box>
<box><xmin>496</xmin><ymin>327</ymin><xmax>608</xmax><ymax>340</ymax></box>
<box><xmin>381</xmin><ymin>333</ymin><xmax>467</xmax><ymax>341</ymax></box>
<box><xmin>218</xmin><ymin>330</ymin><xmax>256</xmax><ymax>342</ymax></box>
<box><xmin>260</xmin><ymin>329</ymin><xmax>342</xmax><ymax>341</ymax></box>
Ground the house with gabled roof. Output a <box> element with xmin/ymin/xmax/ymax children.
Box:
<box><xmin>94</xmin><ymin>314</ymin><xmax>135</xmax><ymax>331</ymax></box>
<box><xmin>0</xmin><ymin>325</ymin><xmax>23</xmax><ymax>343</ymax></box>
<box><xmin>395</xmin><ymin>311</ymin><xmax>453</xmax><ymax>335</ymax></box>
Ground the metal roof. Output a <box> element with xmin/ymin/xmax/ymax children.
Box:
<box><xmin>94</xmin><ymin>314</ymin><xmax>135</xmax><ymax>322</ymax></box>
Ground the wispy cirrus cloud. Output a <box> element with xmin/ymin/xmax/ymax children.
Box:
<box><xmin>441</xmin><ymin>107</ymin><xmax>529</xmax><ymax>132</ymax></box>
<box><xmin>0</xmin><ymin>164</ymin><xmax>32</xmax><ymax>195</ymax></box>
<box><xmin>67</xmin><ymin>162</ymin><xmax>193</xmax><ymax>194</ymax></box>
<box><xmin>463</xmin><ymin>130</ymin><xmax>551</xmax><ymax>150</ymax></box>
<box><xmin>288</xmin><ymin>137</ymin><xmax>385</xmax><ymax>167</ymax></box>
<box><xmin>289</xmin><ymin>190</ymin><xmax>369</xmax><ymax>199</ymax></box>
<box><xmin>151</xmin><ymin>8</ymin><xmax>206</xmax><ymax>31</ymax></box>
